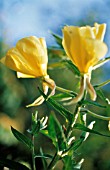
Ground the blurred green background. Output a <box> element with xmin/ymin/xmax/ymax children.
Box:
<box><xmin>0</xmin><ymin>0</ymin><xmax>110</xmax><ymax>169</ymax></box>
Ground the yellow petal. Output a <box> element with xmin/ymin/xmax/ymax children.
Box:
<box><xmin>0</xmin><ymin>36</ymin><xmax>48</xmax><ymax>78</ymax></box>
<box><xmin>17</xmin><ymin>72</ymin><xmax>36</xmax><ymax>78</ymax></box>
<box><xmin>79</xmin><ymin>26</ymin><xmax>95</xmax><ymax>39</ymax></box>
<box><xmin>1</xmin><ymin>47</ymin><xmax>42</xmax><ymax>77</ymax></box>
<box><xmin>94</xmin><ymin>23</ymin><xmax>106</xmax><ymax>41</ymax></box>
<box><xmin>62</xmin><ymin>26</ymin><xmax>81</xmax><ymax>63</ymax></box>
<box><xmin>16</xmin><ymin>36</ymin><xmax>48</xmax><ymax>64</ymax></box>
<box><xmin>84</xmin><ymin>38</ymin><xmax>108</xmax><ymax>73</ymax></box>
<box><xmin>62</xmin><ymin>26</ymin><xmax>73</xmax><ymax>59</ymax></box>
<box><xmin>62</xmin><ymin>23</ymin><xmax>108</xmax><ymax>74</ymax></box>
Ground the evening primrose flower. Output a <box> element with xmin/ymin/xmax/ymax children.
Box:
<box><xmin>0</xmin><ymin>36</ymin><xmax>56</xmax><ymax>107</ymax></box>
<box><xmin>62</xmin><ymin>23</ymin><xmax>108</xmax><ymax>104</ymax></box>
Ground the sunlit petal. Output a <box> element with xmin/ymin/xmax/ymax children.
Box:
<box><xmin>0</xmin><ymin>36</ymin><xmax>48</xmax><ymax>78</ymax></box>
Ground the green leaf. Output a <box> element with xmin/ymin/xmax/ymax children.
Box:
<box><xmin>74</xmin><ymin>123</ymin><xmax>110</xmax><ymax>137</ymax></box>
<box><xmin>93</xmin><ymin>56</ymin><xmax>110</xmax><ymax>70</ymax></box>
<box><xmin>51</xmin><ymin>93</ymin><xmax>74</xmax><ymax>101</ymax></box>
<box><xmin>63</xmin><ymin>60</ymin><xmax>80</xmax><ymax>76</ymax></box>
<box><xmin>32</xmin><ymin>119</ymin><xmax>41</xmax><ymax>136</ymax></box>
<box><xmin>63</xmin><ymin>149</ymin><xmax>77</xmax><ymax>170</ymax></box>
<box><xmin>96</xmin><ymin>89</ymin><xmax>110</xmax><ymax>104</ymax></box>
<box><xmin>39</xmin><ymin>148</ymin><xmax>48</xmax><ymax>170</ymax></box>
<box><xmin>82</xmin><ymin>100</ymin><xmax>106</xmax><ymax>108</ymax></box>
<box><xmin>48</xmin><ymin>114</ymin><xmax>67</xmax><ymax>151</ymax></box>
<box><xmin>40</xmin><ymin>129</ymin><xmax>50</xmax><ymax>138</ymax></box>
<box><xmin>63</xmin><ymin>155</ymin><xmax>74</xmax><ymax>170</ymax></box>
<box><xmin>38</xmin><ymin>88</ymin><xmax>73</xmax><ymax>121</ymax></box>
<box><xmin>48</xmin><ymin>97</ymin><xmax>73</xmax><ymax>121</ymax></box>
<box><xmin>0</xmin><ymin>157</ymin><xmax>30</xmax><ymax>170</ymax></box>
<box><xmin>94</xmin><ymin>79</ymin><xmax>110</xmax><ymax>89</ymax></box>
<box><xmin>72</xmin><ymin>138</ymin><xmax>84</xmax><ymax>151</ymax></box>
<box><xmin>51</xmin><ymin>93</ymin><xmax>71</xmax><ymax>100</ymax></box>
<box><xmin>34</xmin><ymin>154</ymin><xmax>53</xmax><ymax>159</ymax></box>
<box><xmin>81</xmin><ymin>108</ymin><xmax>110</xmax><ymax>121</ymax></box>
<box><xmin>11</xmin><ymin>127</ymin><xmax>33</xmax><ymax>149</ymax></box>
<box><xmin>51</xmin><ymin>32</ymin><xmax>63</xmax><ymax>48</ymax></box>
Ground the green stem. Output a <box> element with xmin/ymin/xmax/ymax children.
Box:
<box><xmin>56</xmin><ymin>86</ymin><xmax>76</xmax><ymax>96</ymax></box>
<box><xmin>94</xmin><ymin>79</ymin><xmax>110</xmax><ymax>89</ymax></box>
<box><xmin>47</xmin><ymin>104</ymin><xmax>81</xmax><ymax>170</ymax></box>
<box><xmin>47</xmin><ymin>151</ymin><xmax>61</xmax><ymax>170</ymax></box>
<box><xmin>32</xmin><ymin>135</ymin><xmax>36</xmax><ymax>170</ymax></box>
<box><xmin>65</xmin><ymin>103</ymin><xmax>81</xmax><ymax>138</ymax></box>
<box><xmin>81</xmin><ymin>109</ymin><xmax>110</xmax><ymax>121</ymax></box>
<box><xmin>65</xmin><ymin>90</ymin><xmax>87</xmax><ymax>138</ymax></box>
<box><xmin>47</xmin><ymin>88</ymin><xmax>86</xmax><ymax>169</ymax></box>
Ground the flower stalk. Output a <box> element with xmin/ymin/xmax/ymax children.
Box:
<box><xmin>31</xmin><ymin>135</ymin><xmax>36</xmax><ymax>170</ymax></box>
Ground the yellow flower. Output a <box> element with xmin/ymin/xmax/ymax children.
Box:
<box><xmin>0</xmin><ymin>36</ymin><xmax>56</xmax><ymax>106</ymax></box>
<box><xmin>62</xmin><ymin>23</ymin><xmax>108</xmax><ymax>104</ymax></box>
<box><xmin>1</xmin><ymin>36</ymin><xmax>48</xmax><ymax>78</ymax></box>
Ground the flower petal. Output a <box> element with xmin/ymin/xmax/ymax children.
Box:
<box><xmin>62</xmin><ymin>23</ymin><xmax>108</xmax><ymax>74</ymax></box>
<box><xmin>17</xmin><ymin>72</ymin><xmax>36</xmax><ymax>78</ymax></box>
<box><xmin>94</xmin><ymin>23</ymin><xmax>106</xmax><ymax>41</ymax></box>
<box><xmin>0</xmin><ymin>36</ymin><xmax>48</xmax><ymax>78</ymax></box>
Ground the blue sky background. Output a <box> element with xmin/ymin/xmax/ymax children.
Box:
<box><xmin>0</xmin><ymin>0</ymin><xmax>110</xmax><ymax>50</ymax></box>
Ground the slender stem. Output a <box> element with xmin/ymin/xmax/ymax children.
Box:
<box><xmin>47</xmin><ymin>151</ymin><xmax>61</xmax><ymax>170</ymax></box>
<box><xmin>56</xmin><ymin>86</ymin><xmax>76</xmax><ymax>96</ymax></box>
<box><xmin>65</xmin><ymin>103</ymin><xmax>81</xmax><ymax>138</ymax></box>
<box><xmin>65</xmin><ymin>89</ymin><xmax>87</xmax><ymax>138</ymax></box>
<box><xmin>94</xmin><ymin>79</ymin><xmax>110</xmax><ymax>89</ymax></box>
<box><xmin>47</xmin><ymin>104</ymin><xmax>81</xmax><ymax>170</ymax></box>
<box><xmin>81</xmin><ymin>109</ymin><xmax>110</xmax><ymax>121</ymax></box>
<box><xmin>32</xmin><ymin>135</ymin><xmax>36</xmax><ymax>170</ymax></box>
<box><xmin>47</xmin><ymin>84</ymin><xmax>86</xmax><ymax>169</ymax></box>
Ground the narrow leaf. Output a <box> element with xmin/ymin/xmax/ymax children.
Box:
<box><xmin>11</xmin><ymin>127</ymin><xmax>33</xmax><ymax>149</ymax></box>
<box><xmin>32</xmin><ymin>120</ymin><xmax>41</xmax><ymax>136</ymax></box>
<box><xmin>38</xmin><ymin>88</ymin><xmax>73</xmax><ymax>121</ymax></box>
<box><xmin>74</xmin><ymin>123</ymin><xmax>110</xmax><ymax>137</ymax></box>
<box><xmin>94</xmin><ymin>79</ymin><xmax>110</xmax><ymax>89</ymax></box>
<box><xmin>69</xmin><ymin>138</ymin><xmax>84</xmax><ymax>151</ymax></box>
<box><xmin>63</xmin><ymin>150</ymin><xmax>75</xmax><ymax>170</ymax></box>
<box><xmin>96</xmin><ymin>89</ymin><xmax>110</xmax><ymax>104</ymax></box>
<box><xmin>51</xmin><ymin>93</ymin><xmax>73</xmax><ymax>101</ymax></box>
<box><xmin>0</xmin><ymin>158</ymin><xmax>30</xmax><ymax>170</ymax></box>
<box><xmin>39</xmin><ymin>148</ymin><xmax>48</xmax><ymax>170</ymax></box>
<box><xmin>93</xmin><ymin>56</ymin><xmax>110</xmax><ymax>70</ymax></box>
<box><xmin>51</xmin><ymin>32</ymin><xmax>63</xmax><ymax>48</ymax></box>
<box><xmin>47</xmin><ymin>97</ymin><xmax>73</xmax><ymax>121</ymax></box>
<box><xmin>63</xmin><ymin>60</ymin><xmax>80</xmax><ymax>76</ymax></box>
<box><xmin>48</xmin><ymin>114</ymin><xmax>67</xmax><ymax>151</ymax></box>
<box><xmin>34</xmin><ymin>154</ymin><xmax>53</xmax><ymax>159</ymax></box>
<box><xmin>82</xmin><ymin>100</ymin><xmax>106</xmax><ymax>108</ymax></box>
